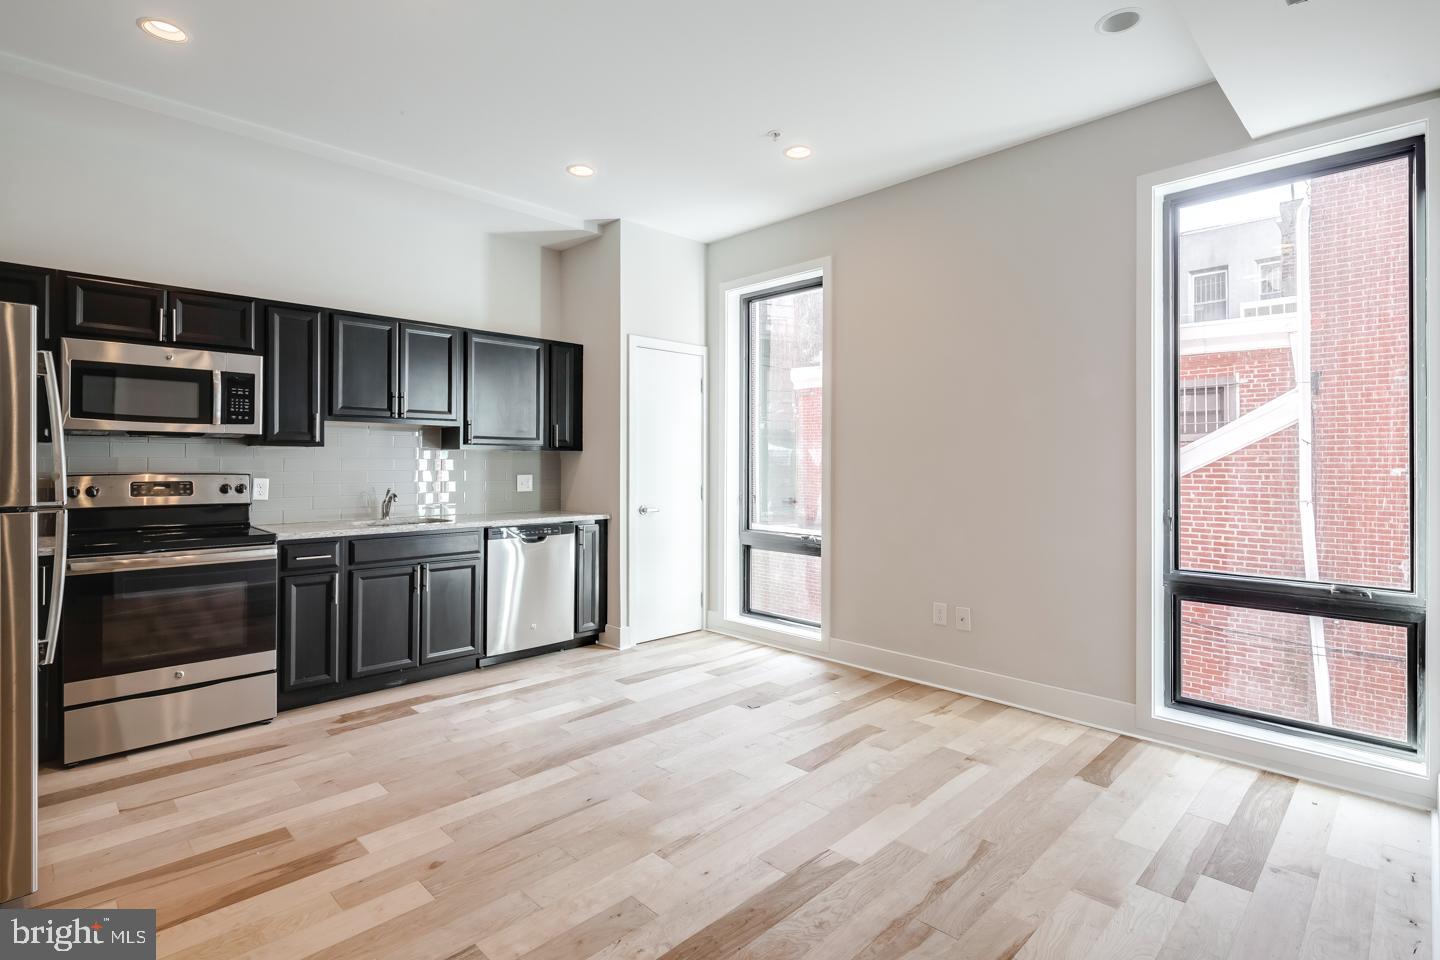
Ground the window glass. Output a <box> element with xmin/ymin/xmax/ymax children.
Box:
<box><xmin>748</xmin><ymin>286</ymin><xmax>824</xmax><ymax>536</ymax></box>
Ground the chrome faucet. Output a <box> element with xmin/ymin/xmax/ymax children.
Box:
<box><xmin>381</xmin><ymin>488</ymin><xmax>398</xmax><ymax>520</ymax></box>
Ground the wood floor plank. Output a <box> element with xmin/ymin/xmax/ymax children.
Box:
<box><xmin>25</xmin><ymin>633</ymin><xmax>1423</xmax><ymax>960</ymax></box>
<box><xmin>1201</xmin><ymin>771</ymin><xmax>1297</xmax><ymax>891</ymax></box>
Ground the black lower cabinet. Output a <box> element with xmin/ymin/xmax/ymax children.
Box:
<box><xmin>576</xmin><ymin>521</ymin><xmax>605</xmax><ymax>636</ymax></box>
<box><xmin>421</xmin><ymin>559</ymin><xmax>482</xmax><ymax>663</ymax></box>
<box><xmin>280</xmin><ymin>571</ymin><xmax>341</xmax><ymax>691</ymax></box>
<box><xmin>350</xmin><ymin>564</ymin><xmax>421</xmax><ymax>677</ymax></box>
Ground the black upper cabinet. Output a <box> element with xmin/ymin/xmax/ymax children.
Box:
<box><xmin>0</xmin><ymin>261</ymin><xmax>57</xmax><ymax>347</ymax></box>
<box><xmin>262</xmin><ymin>305</ymin><xmax>325</xmax><ymax>446</ymax></box>
<box><xmin>547</xmin><ymin>342</ymin><xmax>583</xmax><ymax>451</ymax></box>
<box><xmin>280</xmin><ymin>571</ymin><xmax>341</xmax><ymax>691</ymax></box>
<box><xmin>399</xmin><ymin>323</ymin><xmax>461</xmax><ymax>423</ymax></box>
<box><xmin>170</xmin><ymin>290</ymin><xmax>257</xmax><ymax>352</ymax></box>
<box><xmin>330</xmin><ymin>314</ymin><xmax>460</xmax><ymax>425</ymax></box>
<box><xmin>330</xmin><ymin>313</ymin><xmax>399</xmax><ymax>420</ymax></box>
<box><xmin>63</xmin><ymin>274</ymin><xmax>258</xmax><ymax>352</ymax></box>
<box><xmin>459</xmin><ymin>333</ymin><xmax>545</xmax><ymax>448</ymax></box>
<box><xmin>65</xmin><ymin>275</ymin><xmax>165</xmax><ymax>342</ymax></box>
<box><xmin>420</xmin><ymin>558</ymin><xmax>482</xmax><ymax>663</ymax></box>
<box><xmin>350</xmin><ymin>564</ymin><xmax>421</xmax><ymax>678</ymax></box>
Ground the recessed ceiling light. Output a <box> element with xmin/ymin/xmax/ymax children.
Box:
<box><xmin>566</xmin><ymin>163</ymin><xmax>596</xmax><ymax>178</ymax></box>
<box><xmin>784</xmin><ymin>145</ymin><xmax>813</xmax><ymax>160</ymax></box>
<box><xmin>1095</xmin><ymin>8</ymin><xmax>1142</xmax><ymax>34</ymax></box>
<box><xmin>137</xmin><ymin>17</ymin><xmax>188</xmax><ymax>42</ymax></box>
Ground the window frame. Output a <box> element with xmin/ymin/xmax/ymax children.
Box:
<box><xmin>739</xmin><ymin>275</ymin><xmax>824</xmax><ymax>628</ymax></box>
<box><xmin>1256</xmin><ymin>256</ymin><xmax>1284</xmax><ymax>300</ymax></box>
<box><xmin>1177</xmin><ymin>375</ymin><xmax>1239</xmax><ymax>442</ymax></box>
<box><xmin>1190</xmin><ymin>266</ymin><xmax>1229</xmax><ymax>322</ymax></box>
<box><xmin>1161</xmin><ymin>135</ymin><xmax>1427</xmax><ymax>755</ymax></box>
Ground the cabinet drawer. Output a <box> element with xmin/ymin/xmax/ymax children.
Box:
<box><xmin>280</xmin><ymin>540</ymin><xmax>342</xmax><ymax>572</ymax></box>
<box><xmin>348</xmin><ymin>531</ymin><xmax>483</xmax><ymax>567</ymax></box>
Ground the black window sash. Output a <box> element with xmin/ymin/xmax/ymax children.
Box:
<box><xmin>1161</xmin><ymin>135</ymin><xmax>1426</xmax><ymax>754</ymax></box>
<box><xmin>740</xmin><ymin>277</ymin><xmax>823</xmax><ymax>626</ymax></box>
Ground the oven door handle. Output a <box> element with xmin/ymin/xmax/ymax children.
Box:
<box><xmin>67</xmin><ymin>546</ymin><xmax>277</xmax><ymax>576</ymax></box>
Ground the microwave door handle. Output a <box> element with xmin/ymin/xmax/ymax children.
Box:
<box><xmin>213</xmin><ymin>370</ymin><xmax>223</xmax><ymax>427</ymax></box>
<box><xmin>36</xmin><ymin>350</ymin><xmax>66</xmax><ymax>508</ymax></box>
<box><xmin>40</xmin><ymin>507</ymin><xmax>67</xmax><ymax>666</ymax></box>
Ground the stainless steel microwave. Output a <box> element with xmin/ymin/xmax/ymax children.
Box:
<box><xmin>61</xmin><ymin>338</ymin><xmax>263</xmax><ymax>436</ymax></box>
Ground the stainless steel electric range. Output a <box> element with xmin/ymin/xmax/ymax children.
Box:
<box><xmin>59</xmin><ymin>473</ymin><xmax>277</xmax><ymax>764</ymax></box>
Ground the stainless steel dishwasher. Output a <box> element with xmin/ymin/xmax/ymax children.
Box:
<box><xmin>486</xmin><ymin>523</ymin><xmax>576</xmax><ymax>656</ymax></box>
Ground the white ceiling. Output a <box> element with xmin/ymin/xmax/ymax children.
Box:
<box><xmin>1173</xmin><ymin>0</ymin><xmax>1440</xmax><ymax>138</ymax></box>
<box><xmin>0</xmin><ymin>0</ymin><xmax>1213</xmax><ymax>242</ymax></box>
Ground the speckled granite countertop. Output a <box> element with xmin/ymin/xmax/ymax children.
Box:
<box><xmin>256</xmin><ymin>511</ymin><xmax>609</xmax><ymax>542</ymax></box>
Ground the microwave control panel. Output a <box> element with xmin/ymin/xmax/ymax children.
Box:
<box><xmin>220</xmin><ymin>372</ymin><xmax>257</xmax><ymax>426</ymax></box>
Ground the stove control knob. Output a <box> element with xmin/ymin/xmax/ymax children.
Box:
<box><xmin>84</xmin><ymin>485</ymin><xmax>100</xmax><ymax>498</ymax></box>
<box><xmin>218</xmin><ymin>483</ymin><xmax>232</xmax><ymax>494</ymax></box>
<box><xmin>234</xmin><ymin>483</ymin><xmax>248</xmax><ymax>495</ymax></box>
<box><xmin>66</xmin><ymin>485</ymin><xmax>80</xmax><ymax>499</ymax></box>
<box><xmin>173</xmin><ymin>670</ymin><xmax>185</xmax><ymax>680</ymax></box>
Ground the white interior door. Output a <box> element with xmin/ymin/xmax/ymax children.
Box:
<box><xmin>629</xmin><ymin>337</ymin><xmax>705</xmax><ymax>643</ymax></box>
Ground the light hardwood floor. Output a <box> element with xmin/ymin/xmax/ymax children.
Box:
<box><xmin>28</xmin><ymin>632</ymin><xmax>1431</xmax><ymax>960</ymax></box>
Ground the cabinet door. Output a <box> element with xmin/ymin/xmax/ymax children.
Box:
<box><xmin>0</xmin><ymin>261</ymin><xmax>57</xmax><ymax>347</ymax></box>
<box><xmin>170</xmin><ymin>290</ymin><xmax>258</xmax><ymax>352</ymax></box>
<box><xmin>575</xmin><ymin>521</ymin><xmax>603</xmax><ymax>636</ymax></box>
<box><xmin>399</xmin><ymin>323</ymin><xmax>460</xmax><ymax>423</ymax></box>
<box><xmin>0</xmin><ymin>263</ymin><xmax>59</xmax><ymax>443</ymax></box>
<box><xmin>331</xmin><ymin>313</ymin><xmax>398</xmax><ymax>419</ymax></box>
<box><xmin>263</xmin><ymin>306</ymin><xmax>325</xmax><ymax>446</ymax></box>
<box><xmin>349</xmin><ymin>564</ymin><xmax>420</xmax><ymax>677</ymax></box>
<box><xmin>464</xmin><ymin>333</ymin><xmax>544</xmax><ymax>447</ymax></box>
<box><xmin>281</xmin><ymin>572</ymin><xmax>341</xmax><ymax>691</ymax></box>
<box><xmin>421</xmin><ymin>558</ymin><xmax>482</xmax><ymax>663</ymax></box>
<box><xmin>546</xmin><ymin>342</ymin><xmax>583</xmax><ymax>451</ymax></box>
<box><xmin>64</xmin><ymin>275</ymin><xmax>166</xmax><ymax>342</ymax></box>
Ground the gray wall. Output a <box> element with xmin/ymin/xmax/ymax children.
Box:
<box><xmin>62</xmin><ymin>425</ymin><xmax>560</xmax><ymax>525</ymax></box>
<box><xmin>707</xmin><ymin>83</ymin><xmax>1254</xmax><ymax>705</ymax></box>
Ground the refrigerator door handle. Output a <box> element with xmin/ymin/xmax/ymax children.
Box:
<box><xmin>36</xmin><ymin>350</ymin><xmax>67</xmax><ymax>509</ymax></box>
<box><xmin>39</xmin><ymin>507</ymin><xmax>67</xmax><ymax>667</ymax></box>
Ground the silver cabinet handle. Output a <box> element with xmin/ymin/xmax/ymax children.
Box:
<box><xmin>638</xmin><ymin>505</ymin><xmax>660</xmax><ymax>516</ymax></box>
<box><xmin>292</xmin><ymin>554</ymin><xmax>333</xmax><ymax>562</ymax></box>
<box><xmin>332</xmin><ymin>573</ymin><xmax>339</xmax><ymax>607</ymax></box>
<box><xmin>171</xmin><ymin>307</ymin><xmax>179</xmax><ymax>343</ymax></box>
<box><xmin>158</xmin><ymin>305</ymin><xmax>166</xmax><ymax>342</ymax></box>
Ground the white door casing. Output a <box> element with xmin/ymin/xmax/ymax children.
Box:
<box><xmin>628</xmin><ymin>336</ymin><xmax>706</xmax><ymax>643</ymax></box>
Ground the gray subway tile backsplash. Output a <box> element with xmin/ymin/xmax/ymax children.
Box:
<box><xmin>63</xmin><ymin>422</ymin><xmax>561</xmax><ymax>525</ymax></box>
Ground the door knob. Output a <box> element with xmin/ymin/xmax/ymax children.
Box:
<box><xmin>638</xmin><ymin>505</ymin><xmax>661</xmax><ymax>516</ymax></box>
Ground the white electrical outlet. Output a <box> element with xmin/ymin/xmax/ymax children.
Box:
<box><xmin>252</xmin><ymin>478</ymin><xmax>270</xmax><ymax>501</ymax></box>
<box><xmin>932</xmin><ymin>602</ymin><xmax>948</xmax><ymax>627</ymax></box>
<box><xmin>955</xmin><ymin>606</ymin><xmax>972</xmax><ymax>632</ymax></box>
<box><xmin>516</xmin><ymin>474</ymin><xmax>534</xmax><ymax>493</ymax></box>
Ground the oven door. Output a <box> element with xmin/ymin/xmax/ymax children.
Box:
<box><xmin>61</xmin><ymin>547</ymin><xmax>276</xmax><ymax>706</ymax></box>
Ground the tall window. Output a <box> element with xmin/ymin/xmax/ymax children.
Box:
<box><xmin>1165</xmin><ymin>138</ymin><xmax>1423</xmax><ymax>752</ymax></box>
<box><xmin>1191</xmin><ymin>267</ymin><xmax>1229</xmax><ymax>322</ymax></box>
<box><xmin>742</xmin><ymin>278</ymin><xmax>823</xmax><ymax>626</ymax></box>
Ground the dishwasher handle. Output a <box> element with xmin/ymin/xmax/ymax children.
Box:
<box><xmin>487</xmin><ymin>523</ymin><xmax>575</xmax><ymax>543</ymax></box>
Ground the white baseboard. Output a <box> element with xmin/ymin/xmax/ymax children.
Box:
<box><xmin>595</xmin><ymin>624</ymin><xmax>631</xmax><ymax>650</ymax></box>
<box><xmin>703</xmin><ymin>627</ymin><xmax>1436</xmax><ymax>809</ymax></box>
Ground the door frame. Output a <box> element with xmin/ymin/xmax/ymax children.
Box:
<box><xmin>626</xmin><ymin>335</ymin><xmax>708</xmax><ymax>646</ymax></box>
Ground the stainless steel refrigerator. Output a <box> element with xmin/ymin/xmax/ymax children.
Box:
<box><xmin>0</xmin><ymin>301</ymin><xmax>67</xmax><ymax>905</ymax></box>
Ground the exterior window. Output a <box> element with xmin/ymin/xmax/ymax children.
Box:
<box><xmin>1165</xmin><ymin>138</ymin><xmax>1423</xmax><ymax>752</ymax></box>
<box><xmin>742</xmin><ymin>278</ymin><xmax>823</xmax><ymax>627</ymax></box>
<box><xmin>1178</xmin><ymin>378</ymin><xmax>1237</xmax><ymax>441</ymax></box>
<box><xmin>1191</xmin><ymin>267</ymin><xmax>1228</xmax><ymax>322</ymax></box>
<box><xmin>1257</xmin><ymin>256</ymin><xmax>1284</xmax><ymax>300</ymax></box>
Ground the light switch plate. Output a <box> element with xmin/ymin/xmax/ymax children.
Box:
<box><xmin>252</xmin><ymin>478</ymin><xmax>270</xmax><ymax>501</ymax></box>
<box><xmin>955</xmin><ymin>606</ymin><xmax>972</xmax><ymax>632</ymax></box>
<box><xmin>931</xmin><ymin>602</ymin><xmax>948</xmax><ymax>627</ymax></box>
<box><xmin>516</xmin><ymin>474</ymin><xmax>534</xmax><ymax>493</ymax></box>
